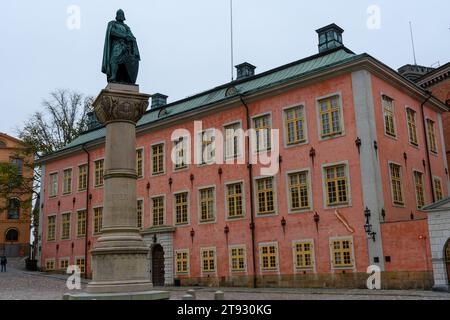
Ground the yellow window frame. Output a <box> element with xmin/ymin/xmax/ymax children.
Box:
<box><xmin>227</xmin><ymin>183</ymin><xmax>244</xmax><ymax>218</ymax></box>
<box><xmin>407</xmin><ymin>108</ymin><xmax>418</xmax><ymax>146</ymax></box>
<box><xmin>319</xmin><ymin>96</ymin><xmax>342</xmax><ymax>138</ymax></box>
<box><xmin>285</xmin><ymin>106</ymin><xmax>306</xmax><ymax>145</ymax></box>
<box><xmin>427</xmin><ymin>119</ymin><xmax>437</xmax><ymax>153</ymax></box>
<box><xmin>413</xmin><ymin>171</ymin><xmax>425</xmax><ymax>209</ymax></box>
<box><xmin>175</xmin><ymin>250</ymin><xmax>189</xmax><ymax>274</ymax></box>
<box><xmin>93</xmin><ymin>207</ymin><xmax>103</xmax><ymax>235</ymax></box>
<box><xmin>175</xmin><ymin>192</ymin><xmax>188</xmax><ymax>225</ymax></box>
<box><xmin>152</xmin><ymin>197</ymin><xmax>165</xmax><ymax>226</ymax></box>
<box><xmin>256</xmin><ymin>177</ymin><xmax>275</xmax><ymax>215</ymax></box>
<box><xmin>76</xmin><ymin>257</ymin><xmax>86</xmax><ymax>274</ymax></box>
<box><xmin>63</xmin><ymin>168</ymin><xmax>72</xmax><ymax>194</ymax></box>
<box><xmin>389</xmin><ymin>163</ymin><xmax>404</xmax><ymax>205</ymax></box>
<box><xmin>331</xmin><ymin>239</ymin><xmax>354</xmax><ymax>268</ymax></box>
<box><xmin>324</xmin><ymin>165</ymin><xmax>349</xmax><ymax>206</ymax></box>
<box><xmin>230</xmin><ymin>246</ymin><xmax>246</xmax><ymax>272</ymax></box>
<box><xmin>137</xmin><ymin>199</ymin><xmax>143</xmax><ymax>229</ymax></box>
<box><xmin>152</xmin><ymin>144</ymin><xmax>164</xmax><ymax>174</ymax></box>
<box><xmin>136</xmin><ymin>149</ymin><xmax>143</xmax><ymax>178</ymax></box>
<box><xmin>47</xmin><ymin>216</ymin><xmax>56</xmax><ymax>241</ymax></box>
<box><xmin>434</xmin><ymin>177</ymin><xmax>443</xmax><ymax>201</ymax></box>
<box><xmin>288</xmin><ymin>171</ymin><xmax>310</xmax><ymax>210</ymax></box>
<box><xmin>201</xmin><ymin>249</ymin><xmax>216</xmax><ymax>273</ymax></box>
<box><xmin>61</xmin><ymin>212</ymin><xmax>71</xmax><ymax>240</ymax></box>
<box><xmin>382</xmin><ymin>95</ymin><xmax>396</xmax><ymax>137</ymax></box>
<box><xmin>77</xmin><ymin>210</ymin><xmax>86</xmax><ymax>237</ymax></box>
<box><xmin>94</xmin><ymin>159</ymin><xmax>104</xmax><ymax>187</ymax></box>
<box><xmin>199</xmin><ymin>188</ymin><xmax>215</xmax><ymax>222</ymax></box>
<box><xmin>78</xmin><ymin>164</ymin><xmax>88</xmax><ymax>191</ymax></box>
<box><xmin>253</xmin><ymin>114</ymin><xmax>271</xmax><ymax>152</ymax></box>
<box><xmin>294</xmin><ymin>241</ymin><xmax>314</xmax><ymax>270</ymax></box>
<box><xmin>260</xmin><ymin>244</ymin><xmax>278</xmax><ymax>271</ymax></box>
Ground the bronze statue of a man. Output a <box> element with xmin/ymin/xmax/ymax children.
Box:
<box><xmin>102</xmin><ymin>9</ymin><xmax>140</xmax><ymax>84</ymax></box>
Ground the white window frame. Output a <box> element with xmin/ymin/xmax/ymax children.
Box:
<box><xmin>136</xmin><ymin>197</ymin><xmax>144</xmax><ymax>229</ymax></box>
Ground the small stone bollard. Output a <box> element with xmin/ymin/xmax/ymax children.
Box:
<box><xmin>182</xmin><ymin>294</ymin><xmax>195</xmax><ymax>300</ymax></box>
<box><xmin>187</xmin><ymin>289</ymin><xmax>196</xmax><ymax>299</ymax></box>
<box><xmin>214</xmin><ymin>291</ymin><xmax>225</xmax><ymax>300</ymax></box>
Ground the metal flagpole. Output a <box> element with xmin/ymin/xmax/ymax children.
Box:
<box><xmin>230</xmin><ymin>0</ymin><xmax>234</xmax><ymax>81</ymax></box>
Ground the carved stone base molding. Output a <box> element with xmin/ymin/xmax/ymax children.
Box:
<box><xmin>93</xmin><ymin>84</ymin><xmax>150</xmax><ymax>125</ymax></box>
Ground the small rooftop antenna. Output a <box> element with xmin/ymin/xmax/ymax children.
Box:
<box><xmin>409</xmin><ymin>21</ymin><xmax>418</xmax><ymax>65</ymax></box>
<box><xmin>230</xmin><ymin>0</ymin><xmax>234</xmax><ymax>81</ymax></box>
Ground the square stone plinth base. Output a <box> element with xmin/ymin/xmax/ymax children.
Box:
<box><xmin>432</xmin><ymin>285</ymin><xmax>450</xmax><ymax>293</ymax></box>
<box><xmin>63</xmin><ymin>291</ymin><xmax>170</xmax><ymax>300</ymax></box>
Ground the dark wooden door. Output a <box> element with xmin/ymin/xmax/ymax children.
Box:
<box><xmin>445</xmin><ymin>240</ymin><xmax>450</xmax><ymax>284</ymax></box>
<box><xmin>152</xmin><ymin>245</ymin><xmax>165</xmax><ymax>286</ymax></box>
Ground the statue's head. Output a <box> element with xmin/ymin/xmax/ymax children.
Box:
<box><xmin>116</xmin><ymin>9</ymin><xmax>126</xmax><ymax>22</ymax></box>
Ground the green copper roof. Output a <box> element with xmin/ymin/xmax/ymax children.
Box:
<box><xmin>62</xmin><ymin>48</ymin><xmax>359</xmax><ymax>151</ymax></box>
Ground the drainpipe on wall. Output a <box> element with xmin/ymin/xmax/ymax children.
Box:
<box><xmin>420</xmin><ymin>91</ymin><xmax>435</xmax><ymax>203</ymax></box>
<box><xmin>82</xmin><ymin>144</ymin><xmax>90</xmax><ymax>279</ymax></box>
<box><xmin>239</xmin><ymin>95</ymin><xmax>257</xmax><ymax>289</ymax></box>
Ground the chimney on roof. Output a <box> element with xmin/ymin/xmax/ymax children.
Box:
<box><xmin>86</xmin><ymin>111</ymin><xmax>101</xmax><ymax>131</ymax></box>
<box><xmin>151</xmin><ymin>93</ymin><xmax>168</xmax><ymax>109</ymax></box>
<box><xmin>398</xmin><ymin>64</ymin><xmax>435</xmax><ymax>83</ymax></box>
<box><xmin>316</xmin><ymin>23</ymin><xmax>344</xmax><ymax>53</ymax></box>
<box><xmin>235</xmin><ymin>62</ymin><xmax>256</xmax><ymax>80</ymax></box>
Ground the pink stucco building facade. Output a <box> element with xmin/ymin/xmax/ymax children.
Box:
<box><xmin>37</xmin><ymin>24</ymin><xmax>449</xmax><ymax>289</ymax></box>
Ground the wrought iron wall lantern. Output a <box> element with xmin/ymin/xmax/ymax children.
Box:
<box><xmin>281</xmin><ymin>217</ymin><xmax>287</xmax><ymax>234</ymax></box>
<box><xmin>224</xmin><ymin>225</ymin><xmax>229</xmax><ymax>234</ymax></box>
<box><xmin>313</xmin><ymin>212</ymin><xmax>320</xmax><ymax>232</ymax></box>
<box><xmin>190</xmin><ymin>228</ymin><xmax>195</xmax><ymax>243</ymax></box>
<box><xmin>355</xmin><ymin>137</ymin><xmax>362</xmax><ymax>154</ymax></box>
<box><xmin>364</xmin><ymin>207</ymin><xmax>376</xmax><ymax>242</ymax></box>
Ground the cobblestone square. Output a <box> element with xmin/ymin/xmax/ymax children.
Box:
<box><xmin>1</xmin><ymin>259</ymin><xmax>449</xmax><ymax>300</ymax></box>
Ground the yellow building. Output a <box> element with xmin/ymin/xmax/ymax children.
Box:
<box><xmin>0</xmin><ymin>133</ymin><xmax>33</xmax><ymax>257</ymax></box>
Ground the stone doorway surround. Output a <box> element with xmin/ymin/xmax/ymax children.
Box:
<box><xmin>141</xmin><ymin>226</ymin><xmax>176</xmax><ymax>286</ymax></box>
<box><xmin>424</xmin><ymin>197</ymin><xmax>450</xmax><ymax>292</ymax></box>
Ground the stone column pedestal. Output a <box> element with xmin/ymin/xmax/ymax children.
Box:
<box><xmin>87</xmin><ymin>84</ymin><xmax>152</xmax><ymax>294</ymax></box>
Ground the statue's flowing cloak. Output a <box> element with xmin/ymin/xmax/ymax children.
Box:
<box><xmin>101</xmin><ymin>21</ymin><xmax>115</xmax><ymax>77</ymax></box>
<box><xmin>102</xmin><ymin>21</ymin><xmax>141</xmax><ymax>77</ymax></box>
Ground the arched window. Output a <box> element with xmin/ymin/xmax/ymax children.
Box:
<box><xmin>0</xmin><ymin>140</ymin><xmax>6</xmax><ymax>148</ymax></box>
<box><xmin>7</xmin><ymin>198</ymin><xmax>20</xmax><ymax>219</ymax></box>
<box><xmin>5</xmin><ymin>229</ymin><xmax>19</xmax><ymax>242</ymax></box>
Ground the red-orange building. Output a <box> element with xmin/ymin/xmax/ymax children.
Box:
<box><xmin>37</xmin><ymin>24</ymin><xmax>449</xmax><ymax>289</ymax></box>
<box><xmin>0</xmin><ymin>133</ymin><xmax>33</xmax><ymax>257</ymax></box>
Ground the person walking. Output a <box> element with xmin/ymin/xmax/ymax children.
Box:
<box><xmin>0</xmin><ymin>256</ymin><xmax>7</xmax><ymax>272</ymax></box>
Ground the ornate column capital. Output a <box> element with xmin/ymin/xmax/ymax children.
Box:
<box><xmin>93</xmin><ymin>86</ymin><xmax>151</xmax><ymax>125</ymax></box>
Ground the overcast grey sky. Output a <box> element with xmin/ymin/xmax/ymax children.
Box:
<box><xmin>1</xmin><ymin>0</ymin><xmax>449</xmax><ymax>135</ymax></box>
